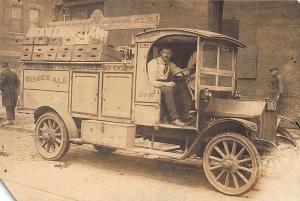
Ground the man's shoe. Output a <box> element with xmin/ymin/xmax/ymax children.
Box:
<box><xmin>171</xmin><ymin>119</ymin><xmax>186</xmax><ymax>127</ymax></box>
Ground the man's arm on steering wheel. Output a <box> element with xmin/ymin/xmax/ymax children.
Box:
<box><xmin>169</xmin><ymin>63</ymin><xmax>193</xmax><ymax>77</ymax></box>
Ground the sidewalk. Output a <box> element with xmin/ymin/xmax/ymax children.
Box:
<box><xmin>0</xmin><ymin>107</ymin><xmax>35</xmax><ymax>133</ymax></box>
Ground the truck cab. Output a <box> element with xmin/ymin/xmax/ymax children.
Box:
<box><xmin>133</xmin><ymin>28</ymin><xmax>243</xmax><ymax>130</ymax></box>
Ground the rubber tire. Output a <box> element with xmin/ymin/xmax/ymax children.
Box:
<box><xmin>203</xmin><ymin>133</ymin><xmax>261</xmax><ymax>196</ymax></box>
<box><xmin>35</xmin><ymin>112</ymin><xmax>70</xmax><ymax>161</ymax></box>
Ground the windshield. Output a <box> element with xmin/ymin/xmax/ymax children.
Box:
<box><xmin>200</xmin><ymin>42</ymin><xmax>234</xmax><ymax>91</ymax></box>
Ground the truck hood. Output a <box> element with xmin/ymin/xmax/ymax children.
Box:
<box><xmin>206</xmin><ymin>98</ymin><xmax>266</xmax><ymax>119</ymax></box>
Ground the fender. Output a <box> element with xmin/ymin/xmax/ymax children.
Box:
<box><xmin>277</xmin><ymin>126</ymin><xmax>298</xmax><ymax>149</ymax></box>
<box><xmin>34</xmin><ymin>105</ymin><xmax>79</xmax><ymax>139</ymax></box>
<box><xmin>181</xmin><ymin>118</ymin><xmax>257</xmax><ymax>159</ymax></box>
<box><xmin>278</xmin><ymin>115</ymin><xmax>300</xmax><ymax>129</ymax></box>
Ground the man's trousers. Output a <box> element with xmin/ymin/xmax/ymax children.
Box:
<box><xmin>5</xmin><ymin>106</ymin><xmax>15</xmax><ymax>121</ymax></box>
<box><xmin>160</xmin><ymin>82</ymin><xmax>191</xmax><ymax>121</ymax></box>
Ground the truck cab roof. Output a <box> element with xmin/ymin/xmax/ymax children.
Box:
<box><xmin>133</xmin><ymin>28</ymin><xmax>246</xmax><ymax>48</ymax></box>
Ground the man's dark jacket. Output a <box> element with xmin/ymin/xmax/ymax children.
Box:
<box><xmin>0</xmin><ymin>68</ymin><xmax>20</xmax><ymax>107</ymax></box>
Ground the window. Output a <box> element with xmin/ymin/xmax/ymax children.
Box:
<box><xmin>220</xmin><ymin>47</ymin><xmax>233</xmax><ymax>71</ymax></box>
<box><xmin>201</xmin><ymin>42</ymin><xmax>234</xmax><ymax>90</ymax></box>
<box><xmin>29</xmin><ymin>9</ymin><xmax>40</xmax><ymax>29</ymax></box>
<box><xmin>202</xmin><ymin>43</ymin><xmax>218</xmax><ymax>68</ymax></box>
<box><xmin>70</xmin><ymin>7</ymin><xmax>88</xmax><ymax>20</ymax></box>
<box><xmin>11</xmin><ymin>6</ymin><xmax>23</xmax><ymax>32</ymax></box>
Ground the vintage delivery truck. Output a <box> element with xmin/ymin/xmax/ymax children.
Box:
<box><xmin>19</xmin><ymin>24</ymin><xmax>298</xmax><ymax>195</ymax></box>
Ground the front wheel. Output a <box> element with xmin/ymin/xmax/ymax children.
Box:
<box><xmin>203</xmin><ymin>133</ymin><xmax>261</xmax><ymax>196</ymax></box>
<box><xmin>35</xmin><ymin>112</ymin><xmax>70</xmax><ymax>160</ymax></box>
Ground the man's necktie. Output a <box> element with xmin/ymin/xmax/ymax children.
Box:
<box><xmin>164</xmin><ymin>63</ymin><xmax>169</xmax><ymax>75</ymax></box>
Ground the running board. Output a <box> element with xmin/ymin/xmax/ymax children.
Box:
<box><xmin>125</xmin><ymin>147</ymin><xmax>182</xmax><ymax>160</ymax></box>
<box><xmin>157</xmin><ymin>123</ymin><xmax>197</xmax><ymax>130</ymax></box>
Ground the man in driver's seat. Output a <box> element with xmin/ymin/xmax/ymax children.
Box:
<box><xmin>147</xmin><ymin>45</ymin><xmax>189</xmax><ymax>126</ymax></box>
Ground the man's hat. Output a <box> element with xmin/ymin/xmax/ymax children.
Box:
<box><xmin>269</xmin><ymin>67</ymin><xmax>278</xmax><ymax>72</ymax></box>
<box><xmin>1</xmin><ymin>62</ymin><xmax>9</xmax><ymax>68</ymax></box>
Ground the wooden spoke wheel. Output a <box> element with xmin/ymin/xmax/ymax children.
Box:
<box><xmin>261</xmin><ymin>128</ymin><xmax>298</xmax><ymax>176</ymax></box>
<box><xmin>35</xmin><ymin>112</ymin><xmax>70</xmax><ymax>161</ymax></box>
<box><xmin>203</xmin><ymin>133</ymin><xmax>261</xmax><ymax>196</ymax></box>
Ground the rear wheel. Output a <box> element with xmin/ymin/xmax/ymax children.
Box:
<box><xmin>203</xmin><ymin>133</ymin><xmax>261</xmax><ymax>196</ymax></box>
<box><xmin>35</xmin><ymin>112</ymin><xmax>70</xmax><ymax>160</ymax></box>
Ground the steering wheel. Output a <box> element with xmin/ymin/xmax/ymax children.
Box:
<box><xmin>168</xmin><ymin>67</ymin><xmax>196</xmax><ymax>83</ymax></box>
<box><xmin>168</xmin><ymin>67</ymin><xmax>196</xmax><ymax>100</ymax></box>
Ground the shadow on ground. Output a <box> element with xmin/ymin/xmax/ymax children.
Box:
<box><xmin>63</xmin><ymin>145</ymin><xmax>212</xmax><ymax>190</ymax></box>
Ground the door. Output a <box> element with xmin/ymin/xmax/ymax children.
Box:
<box><xmin>71</xmin><ymin>72</ymin><xmax>99</xmax><ymax>116</ymax></box>
<box><xmin>102</xmin><ymin>73</ymin><xmax>133</xmax><ymax>119</ymax></box>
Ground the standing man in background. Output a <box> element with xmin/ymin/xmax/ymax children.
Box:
<box><xmin>0</xmin><ymin>62</ymin><xmax>20</xmax><ymax>125</ymax></box>
<box><xmin>269</xmin><ymin>67</ymin><xmax>283</xmax><ymax>111</ymax></box>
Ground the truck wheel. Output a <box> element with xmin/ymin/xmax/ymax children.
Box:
<box><xmin>261</xmin><ymin>127</ymin><xmax>298</xmax><ymax>176</ymax></box>
<box><xmin>35</xmin><ymin>112</ymin><xmax>70</xmax><ymax>161</ymax></box>
<box><xmin>203</xmin><ymin>133</ymin><xmax>261</xmax><ymax>196</ymax></box>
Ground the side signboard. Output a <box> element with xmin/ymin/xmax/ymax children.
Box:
<box><xmin>22</xmin><ymin>69</ymin><xmax>70</xmax><ymax>110</ymax></box>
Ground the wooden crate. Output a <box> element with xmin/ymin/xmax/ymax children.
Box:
<box><xmin>34</xmin><ymin>37</ymin><xmax>48</xmax><ymax>45</ymax></box>
<box><xmin>20</xmin><ymin>52</ymin><xmax>32</xmax><ymax>60</ymax></box>
<box><xmin>59</xmin><ymin>45</ymin><xmax>73</xmax><ymax>53</ymax></box>
<box><xmin>62</xmin><ymin>37</ymin><xmax>75</xmax><ymax>45</ymax></box>
<box><xmin>48</xmin><ymin>37</ymin><xmax>62</xmax><ymax>45</ymax></box>
<box><xmin>86</xmin><ymin>44</ymin><xmax>122</xmax><ymax>62</ymax></box>
<box><xmin>74</xmin><ymin>37</ymin><xmax>89</xmax><ymax>45</ymax></box>
<box><xmin>89</xmin><ymin>37</ymin><xmax>102</xmax><ymax>45</ymax></box>
<box><xmin>20</xmin><ymin>46</ymin><xmax>33</xmax><ymax>61</ymax></box>
<box><xmin>32</xmin><ymin>53</ymin><xmax>44</xmax><ymax>61</ymax></box>
<box><xmin>102</xmin><ymin>46</ymin><xmax>122</xmax><ymax>61</ymax></box>
<box><xmin>12</xmin><ymin>37</ymin><xmax>24</xmax><ymax>45</ymax></box>
<box><xmin>86</xmin><ymin>44</ymin><xmax>103</xmax><ymax>53</ymax></box>
<box><xmin>33</xmin><ymin>46</ymin><xmax>45</xmax><ymax>54</ymax></box>
<box><xmin>56</xmin><ymin>52</ymin><xmax>72</xmax><ymax>61</ymax></box>
<box><xmin>81</xmin><ymin>120</ymin><xmax>136</xmax><ymax>148</ymax></box>
<box><xmin>22</xmin><ymin>45</ymin><xmax>33</xmax><ymax>53</ymax></box>
<box><xmin>85</xmin><ymin>52</ymin><xmax>101</xmax><ymax>61</ymax></box>
<box><xmin>73</xmin><ymin>44</ymin><xmax>86</xmax><ymax>53</ymax></box>
<box><xmin>23</xmin><ymin>37</ymin><xmax>34</xmax><ymax>45</ymax></box>
<box><xmin>44</xmin><ymin>52</ymin><xmax>57</xmax><ymax>61</ymax></box>
<box><xmin>44</xmin><ymin>46</ymin><xmax>59</xmax><ymax>53</ymax></box>
<box><xmin>72</xmin><ymin>52</ymin><xmax>86</xmax><ymax>61</ymax></box>
<box><xmin>100</xmin><ymin>54</ymin><xmax>122</xmax><ymax>62</ymax></box>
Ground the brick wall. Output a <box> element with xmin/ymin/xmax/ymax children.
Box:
<box><xmin>104</xmin><ymin>0</ymin><xmax>213</xmax><ymax>47</ymax></box>
<box><xmin>0</xmin><ymin>0</ymin><xmax>55</xmax><ymax>71</ymax></box>
<box><xmin>223</xmin><ymin>1</ymin><xmax>300</xmax><ymax>118</ymax></box>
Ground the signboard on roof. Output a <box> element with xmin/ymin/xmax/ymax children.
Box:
<box><xmin>27</xmin><ymin>10</ymin><xmax>159</xmax><ymax>43</ymax></box>
<box><xmin>48</xmin><ymin>10</ymin><xmax>160</xmax><ymax>30</ymax></box>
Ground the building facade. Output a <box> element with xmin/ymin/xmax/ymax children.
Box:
<box><xmin>45</xmin><ymin>0</ymin><xmax>300</xmax><ymax>119</ymax></box>
<box><xmin>223</xmin><ymin>1</ymin><xmax>300</xmax><ymax>119</ymax></box>
<box><xmin>0</xmin><ymin>0</ymin><xmax>55</xmax><ymax>72</ymax></box>
<box><xmin>53</xmin><ymin>0</ymin><xmax>223</xmax><ymax>47</ymax></box>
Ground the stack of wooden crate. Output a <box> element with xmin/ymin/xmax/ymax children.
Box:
<box><xmin>20</xmin><ymin>36</ymin><xmax>122</xmax><ymax>62</ymax></box>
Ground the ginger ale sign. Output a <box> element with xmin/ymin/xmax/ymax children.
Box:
<box><xmin>23</xmin><ymin>70</ymin><xmax>69</xmax><ymax>92</ymax></box>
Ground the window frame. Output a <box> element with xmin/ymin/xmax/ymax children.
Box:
<box><xmin>11</xmin><ymin>6</ymin><xmax>23</xmax><ymax>33</ymax></box>
<box><xmin>200</xmin><ymin>41</ymin><xmax>235</xmax><ymax>91</ymax></box>
<box><xmin>29</xmin><ymin>8</ymin><xmax>40</xmax><ymax>29</ymax></box>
